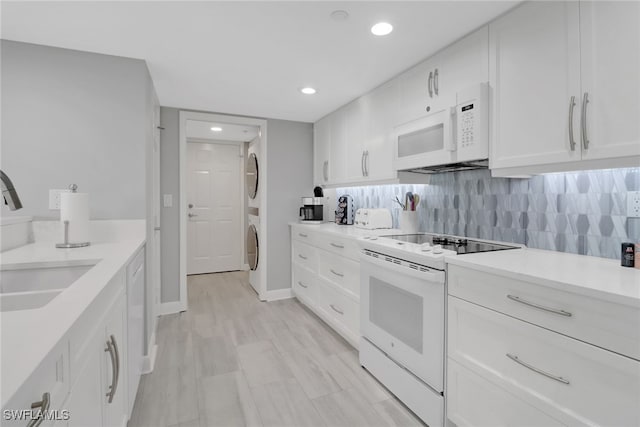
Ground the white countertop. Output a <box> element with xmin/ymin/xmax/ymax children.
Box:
<box><xmin>289</xmin><ymin>221</ymin><xmax>401</xmax><ymax>239</ymax></box>
<box><xmin>446</xmin><ymin>248</ymin><xmax>640</xmax><ymax>307</ymax></box>
<box><xmin>1</xmin><ymin>225</ymin><xmax>145</xmax><ymax>407</ymax></box>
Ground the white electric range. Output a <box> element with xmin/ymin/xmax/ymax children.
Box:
<box><xmin>358</xmin><ymin>233</ymin><xmax>520</xmax><ymax>427</ymax></box>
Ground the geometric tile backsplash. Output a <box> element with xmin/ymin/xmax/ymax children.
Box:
<box><xmin>336</xmin><ymin>167</ymin><xmax>640</xmax><ymax>260</ymax></box>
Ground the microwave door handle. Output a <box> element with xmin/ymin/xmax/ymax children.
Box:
<box><xmin>446</xmin><ymin>106</ymin><xmax>457</xmax><ymax>152</ymax></box>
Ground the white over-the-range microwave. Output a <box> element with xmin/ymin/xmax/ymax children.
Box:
<box><xmin>393</xmin><ymin>82</ymin><xmax>489</xmax><ymax>173</ymax></box>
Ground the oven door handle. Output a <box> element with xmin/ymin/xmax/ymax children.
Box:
<box><xmin>359</xmin><ymin>252</ymin><xmax>445</xmax><ymax>282</ymax></box>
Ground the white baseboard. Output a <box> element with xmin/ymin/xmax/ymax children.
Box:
<box><xmin>264</xmin><ymin>288</ymin><xmax>294</xmax><ymax>301</ymax></box>
<box><xmin>158</xmin><ymin>300</ymin><xmax>184</xmax><ymax>315</ymax></box>
<box><xmin>242</xmin><ymin>263</ymin><xmax>250</xmax><ymax>271</ymax></box>
<box><xmin>142</xmin><ymin>342</ymin><xmax>158</xmax><ymax>374</ymax></box>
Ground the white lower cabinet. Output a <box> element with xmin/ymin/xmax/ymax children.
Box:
<box><xmin>102</xmin><ymin>294</ymin><xmax>127</xmax><ymax>427</ymax></box>
<box><xmin>290</xmin><ymin>226</ymin><xmax>360</xmax><ymax>347</ymax></box>
<box><xmin>447</xmin><ymin>266</ymin><xmax>640</xmax><ymax>426</ymax></box>
<box><xmin>66</xmin><ymin>332</ymin><xmax>104</xmax><ymax>427</ymax></box>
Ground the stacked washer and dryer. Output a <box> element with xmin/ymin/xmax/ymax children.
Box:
<box><xmin>246</xmin><ymin>140</ymin><xmax>261</xmax><ymax>295</ymax></box>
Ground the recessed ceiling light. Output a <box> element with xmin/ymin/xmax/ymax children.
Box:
<box><xmin>210</xmin><ymin>126</ymin><xmax>222</xmax><ymax>132</ymax></box>
<box><xmin>330</xmin><ymin>10</ymin><xmax>349</xmax><ymax>21</ymax></box>
<box><xmin>301</xmin><ymin>87</ymin><xmax>316</xmax><ymax>95</ymax></box>
<box><xmin>371</xmin><ymin>22</ymin><xmax>393</xmax><ymax>36</ymax></box>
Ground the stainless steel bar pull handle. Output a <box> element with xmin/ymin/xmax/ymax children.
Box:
<box><xmin>323</xmin><ymin>160</ymin><xmax>328</xmax><ymax>182</ymax></box>
<box><xmin>581</xmin><ymin>92</ymin><xmax>590</xmax><ymax>149</ymax></box>
<box><xmin>298</xmin><ymin>254</ymin><xmax>307</xmax><ymax>260</ymax></box>
<box><xmin>330</xmin><ymin>243</ymin><xmax>344</xmax><ymax>249</ymax></box>
<box><xmin>297</xmin><ymin>281</ymin><xmax>308</xmax><ymax>289</ymax></box>
<box><xmin>105</xmin><ymin>334</ymin><xmax>120</xmax><ymax>403</ymax></box>
<box><xmin>330</xmin><ymin>269</ymin><xmax>344</xmax><ymax>277</ymax></box>
<box><xmin>330</xmin><ymin>304</ymin><xmax>344</xmax><ymax>315</ymax></box>
<box><xmin>434</xmin><ymin>68</ymin><xmax>439</xmax><ymax>95</ymax></box>
<box><xmin>298</xmin><ymin>233</ymin><xmax>308</xmax><ymax>238</ymax></box>
<box><xmin>361</xmin><ymin>151</ymin><xmax>366</xmax><ymax>176</ymax></box>
<box><xmin>507</xmin><ymin>295</ymin><xmax>572</xmax><ymax>317</ymax></box>
<box><xmin>506</xmin><ymin>354</ymin><xmax>570</xmax><ymax>385</ymax></box>
<box><xmin>568</xmin><ymin>96</ymin><xmax>577</xmax><ymax>151</ymax></box>
<box><xmin>364</xmin><ymin>151</ymin><xmax>369</xmax><ymax>177</ymax></box>
<box><xmin>27</xmin><ymin>392</ymin><xmax>50</xmax><ymax>427</ymax></box>
<box><xmin>428</xmin><ymin>71</ymin><xmax>433</xmax><ymax>98</ymax></box>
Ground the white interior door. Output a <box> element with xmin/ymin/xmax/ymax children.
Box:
<box><xmin>187</xmin><ymin>142</ymin><xmax>242</xmax><ymax>274</ymax></box>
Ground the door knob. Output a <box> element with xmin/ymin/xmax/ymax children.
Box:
<box><xmin>188</xmin><ymin>203</ymin><xmax>194</xmax><ymax>208</ymax></box>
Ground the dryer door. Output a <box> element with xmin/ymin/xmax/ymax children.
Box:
<box><xmin>247</xmin><ymin>224</ymin><xmax>259</xmax><ymax>270</ymax></box>
<box><xmin>246</xmin><ymin>153</ymin><xmax>259</xmax><ymax>199</ymax></box>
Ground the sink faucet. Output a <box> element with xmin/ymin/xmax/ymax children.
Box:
<box><xmin>0</xmin><ymin>170</ymin><xmax>23</xmax><ymax>210</ymax></box>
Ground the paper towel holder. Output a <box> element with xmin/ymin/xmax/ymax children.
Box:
<box><xmin>56</xmin><ymin>184</ymin><xmax>90</xmax><ymax>248</ymax></box>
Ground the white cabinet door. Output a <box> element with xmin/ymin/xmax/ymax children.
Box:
<box><xmin>398</xmin><ymin>58</ymin><xmax>440</xmax><ymax>126</ymax></box>
<box><xmin>364</xmin><ymin>80</ymin><xmax>397</xmax><ymax>182</ymax></box>
<box><xmin>437</xmin><ymin>26</ymin><xmax>489</xmax><ymax>104</ymax></box>
<box><xmin>329</xmin><ymin>110</ymin><xmax>348</xmax><ymax>184</ymax></box>
<box><xmin>579</xmin><ymin>0</ymin><xmax>640</xmax><ymax>161</ymax></box>
<box><xmin>344</xmin><ymin>100</ymin><xmax>367</xmax><ymax>182</ymax></box>
<box><xmin>489</xmin><ymin>1</ymin><xmax>582</xmax><ymax>169</ymax></box>
<box><xmin>313</xmin><ymin>116</ymin><xmax>331</xmax><ymax>186</ymax></box>
<box><xmin>102</xmin><ymin>295</ymin><xmax>127</xmax><ymax>427</ymax></box>
<box><xmin>67</xmin><ymin>333</ymin><xmax>104</xmax><ymax>427</ymax></box>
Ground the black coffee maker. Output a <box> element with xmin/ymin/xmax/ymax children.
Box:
<box><xmin>299</xmin><ymin>197</ymin><xmax>324</xmax><ymax>222</ymax></box>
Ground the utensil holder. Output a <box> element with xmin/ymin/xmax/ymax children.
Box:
<box><xmin>400</xmin><ymin>211</ymin><xmax>419</xmax><ymax>233</ymax></box>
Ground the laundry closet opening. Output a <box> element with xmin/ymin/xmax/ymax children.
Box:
<box><xmin>185</xmin><ymin>119</ymin><xmax>259</xmax><ymax>276</ymax></box>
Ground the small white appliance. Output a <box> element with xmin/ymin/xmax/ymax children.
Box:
<box><xmin>354</xmin><ymin>208</ymin><xmax>392</xmax><ymax>229</ymax></box>
<box><xmin>393</xmin><ymin>82</ymin><xmax>489</xmax><ymax>173</ymax></box>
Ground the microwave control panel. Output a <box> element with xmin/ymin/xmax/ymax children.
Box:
<box><xmin>455</xmin><ymin>82</ymin><xmax>489</xmax><ymax>161</ymax></box>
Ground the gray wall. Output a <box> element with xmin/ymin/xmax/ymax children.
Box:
<box><xmin>159</xmin><ymin>107</ymin><xmax>181</xmax><ymax>303</ymax></box>
<box><xmin>338</xmin><ymin>167</ymin><xmax>640</xmax><ymax>260</ymax></box>
<box><xmin>1</xmin><ymin>40</ymin><xmax>149</xmax><ymax>219</ymax></box>
<box><xmin>266</xmin><ymin>119</ymin><xmax>313</xmax><ymax>291</ymax></box>
<box><xmin>158</xmin><ymin>109</ymin><xmax>313</xmax><ymax>302</ymax></box>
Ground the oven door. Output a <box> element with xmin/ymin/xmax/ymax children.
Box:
<box><xmin>360</xmin><ymin>252</ymin><xmax>445</xmax><ymax>392</ymax></box>
<box><xmin>393</xmin><ymin>107</ymin><xmax>455</xmax><ymax>171</ymax></box>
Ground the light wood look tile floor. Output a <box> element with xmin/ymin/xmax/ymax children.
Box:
<box><xmin>129</xmin><ymin>271</ymin><xmax>424</xmax><ymax>427</ymax></box>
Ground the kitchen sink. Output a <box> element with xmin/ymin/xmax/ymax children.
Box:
<box><xmin>0</xmin><ymin>290</ymin><xmax>62</xmax><ymax>312</ymax></box>
<box><xmin>0</xmin><ymin>260</ymin><xmax>97</xmax><ymax>294</ymax></box>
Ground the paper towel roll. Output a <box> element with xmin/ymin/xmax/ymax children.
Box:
<box><xmin>60</xmin><ymin>192</ymin><xmax>90</xmax><ymax>243</ymax></box>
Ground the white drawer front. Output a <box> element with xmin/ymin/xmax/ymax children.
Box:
<box><xmin>448</xmin><ymin>296</ymin><xmax>640</xmax><ymax>426</ymax></box>
<box><xmin>318</xmin><ymin>280</ymin><xmax>359</xmax><ymax>339</ymax></box>
<box><xmin>317</xmin><ymin>234</ymin><xmax>360</xmax><ymax>261</ymax></box>
<box><xmin>448</xmin><ymin>359</ymin><xmax>565</xmax><ymax>427</ymax></box>
<box><xmin>448</xmin><ymin>264</ymin><xmax>640</xmax><ymax>361</ymax></box>
<box><xmin>292</xmin><ymin>263</ymin><xmax>317</xmax><ymax>305</ymax></box>
<box><xmin>317</xmin><ymin>250</ymin><xmax>360</xmax><ymax>299</ymax></box>
<box><xmin>291</xmin><ymin>226</ymin><xmax>319</xmax><ymax>245</ymax></box>
<box><xmin>292</xmin><ymin>240</ymin><xmax>317</xmax><ymax>273</ymax></box>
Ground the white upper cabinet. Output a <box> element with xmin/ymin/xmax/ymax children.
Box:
<box><xmin>329</xmin><ymin>109</ymin><xmax>348</xmax><ymax>184</ymax></box>
<box><xmin>490</xmin><ymin>1</ymin><xmax>640</xmax><ymax>176</ymax></box>
<box><xmin>313</xmin><ymin>115</ymin><xmax>331</xmax><ymax>186</ymax></box>
<box><xmin>344</xmin><ymin>99</ymin><xmax>367</xmax><ymax>182</ymax></box>
<box><xmin>579</xmin><ymin>0</ymin><xmax>640</xmax><ymax>161</ymax></box>
<box><xmin>363</xmin><ymin>79</ymin><xmax>397</xmax><ymax>182</ymax></box>
<box><xmin>489</xmin><ymin>1</ymin><xmax>582</xmax><ymax>171</ymax></box>
<box><xmin>398</xmin><ymin>58</ymin><xmax>441</xmax><ymax>126</ymax></box>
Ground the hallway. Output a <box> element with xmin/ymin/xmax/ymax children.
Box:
<box><xmin>129</xmin><ymin>271</ymin><xmax>423</xmax><ymax>427</ymax></box>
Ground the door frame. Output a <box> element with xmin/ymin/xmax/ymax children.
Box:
<box><xmin>179</xmin><ymin>111</ymin><xmax>268</xmax><ymax>311</ymax></box>
<box><xmin>186</xmin><ymin>138</ymin><xmax>245</xmax><ymax>275</ymax></box>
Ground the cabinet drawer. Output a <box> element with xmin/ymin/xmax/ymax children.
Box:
<box><xmin>2</xmin><ymin>340</ymin><xmax>69</xmax><ymax>426</ymax></box>
<box><xmin>448</xmin><ymin>264</ymin><xmax>640</xmax><ymax>360</ymax></box>
<box><xmin>447</xmin><ymin>359</ymin><xmax>564</xmax><ymax>427</ymax></box>
<box><xmin>291</xmin><ymin>226</ymin><xmax>319</xmax><ymax>245</ymax></box>
<box><xmin>318</xmin><ymin>280</ymin><xmax>359</xmax><ymax>339</ymax></box>
<box><xmin>317</xmin><ymin>250</ymin><xmax>359</xmax><ymax>299</ymax></box>
<box><xmin>292</xmin><ymin>264</ymin><xmax>317</xmax><ymax>305</ymax></box>
<box><xmin>448</xmin><ymin>296</ymin><xmax>640</xmax><ymax>426</ymax></box>
<box><xmin>317</xmin><ymin>234</ymin><xmax>360</xmax><ymax>261</ymax></box>
<box><xmin>292</xmin><ymin>240</ymin><xmax>317</xmax><ymax>273</ymax></box>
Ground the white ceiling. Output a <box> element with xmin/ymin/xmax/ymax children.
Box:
<box><xmin>1</xmin><ymin>1</ymin><xmax>519</xmax><ymax>123</ymax></box>
<box><xmin>186</xmin><ymin>120</ymin><xmax>259</xmax><ymax>142</ymax></box>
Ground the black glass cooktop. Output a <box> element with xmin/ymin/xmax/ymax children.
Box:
<box><xmin>381</xmin><ymin>233</ymin><xmax>519</xmax><ymax>254</ymax></box>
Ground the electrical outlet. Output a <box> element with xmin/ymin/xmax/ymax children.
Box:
<box><xmin>627</xmin><ymin>191</ymin><xmax>640</xmax><ymax>218</ymax></box>
<box><xmin>49</xmin><ymin>189</ymin><xmax>66</xmax><ymax>210</ymax></box>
